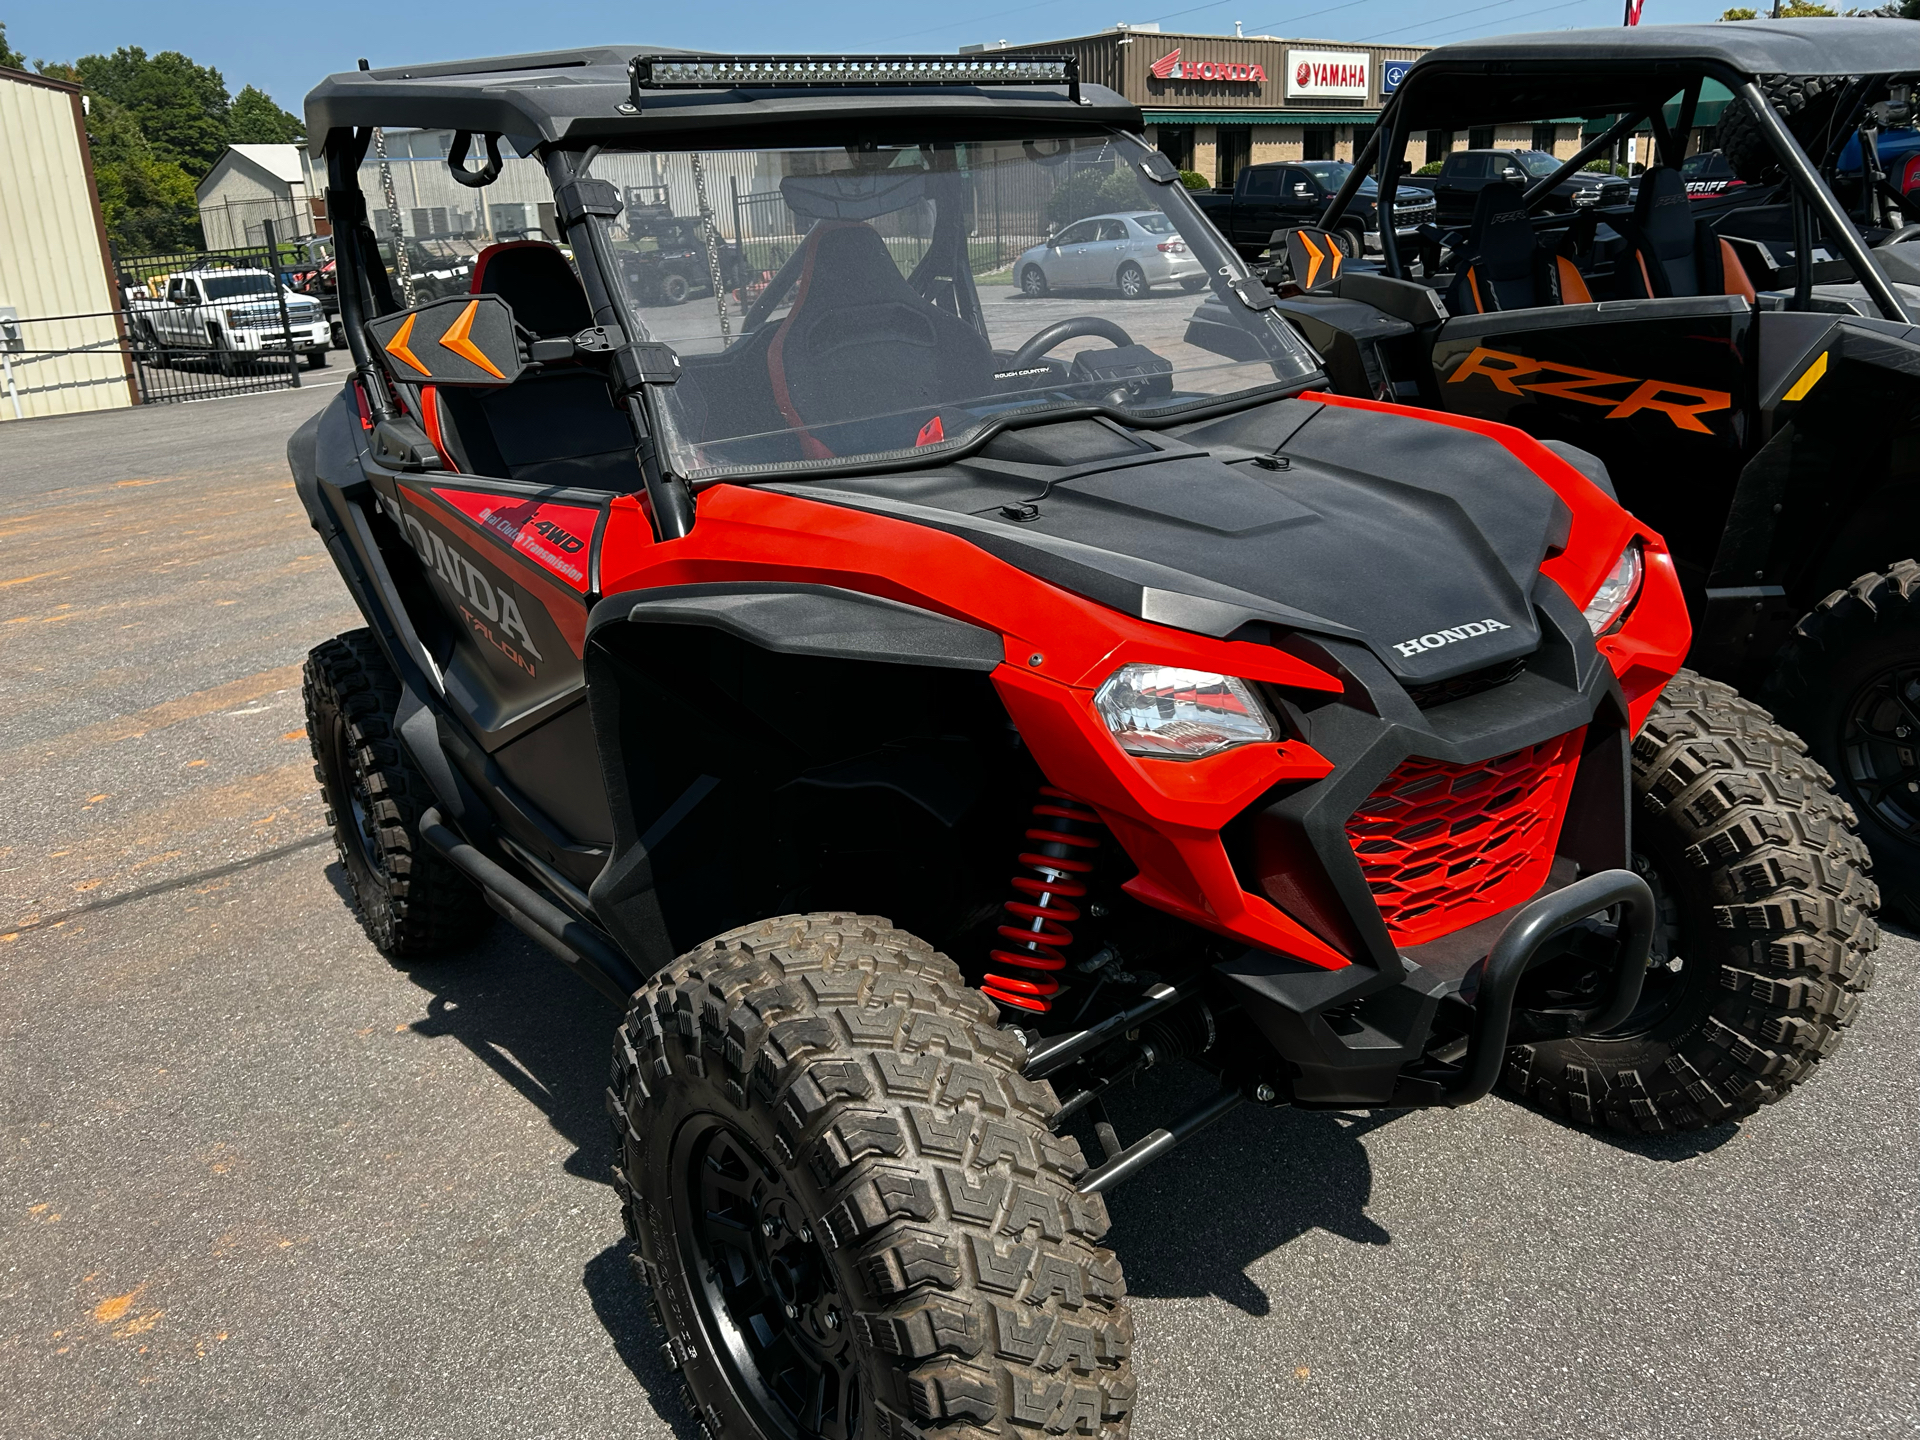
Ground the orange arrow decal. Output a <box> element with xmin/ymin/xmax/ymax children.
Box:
<box><xmin>439</xmin><ymin>300</ymin><xmax>505</xmax><ymax>379</ymax></box>
<box><xmin>383</xmin><ymin>311</ymin><xmax>431</xmax><ymax>376</ymax></box>
<box><xmin>1297</xmin><ymin>231</ymin><xmax>1325</xmax><ymax>289</ymax></box>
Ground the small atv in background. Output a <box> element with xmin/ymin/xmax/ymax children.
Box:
<box><xmin>1266</xmin><ymin>19</ymin><xmax>1920</xmax><ymax>919</ymax></box>
<box><xmin>293</xmin><ymin>47</ymin><xmax>1877</xmax><ymax>1439</ymax></box>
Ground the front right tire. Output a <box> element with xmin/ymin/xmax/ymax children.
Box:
<box><xmin>609</xmin><ymin>913</ymin><xmax>1134</xmax><ymax>1439</ymax></box>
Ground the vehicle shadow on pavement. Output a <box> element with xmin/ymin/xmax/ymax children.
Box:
<box><xmin>1091</xmin><ymin>1062</ymin><xmax>1397</xmax><ymax>1316</ymax></box>
<box><xmin>335</xmin><ymin>877</ymin><xmax>704</xmax><ymax>1436</ymax></box>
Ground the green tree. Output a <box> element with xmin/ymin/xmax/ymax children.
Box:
<box><xmin>83</xmin><ymin>93</ymin><xmax>202</xmax><ymax>252</ymax></box>
<box><xmin>0</xmin><ymin>21</ymin><xmax>26</xmax><ymax>70</ymax></box>
<box><xmin>227</xmin><ymin>84</ymin><xmax>304</xmax><ymax>144</ymax></box>
<box><xmin>1721</xmin><ymin>1</ymin><xmax>1839</xmax><ymax>13</ymax></box>
<box><xmin>73</xmin><ymin>46</ymin><xmax>230</xmax><ymax>178</ymax></box>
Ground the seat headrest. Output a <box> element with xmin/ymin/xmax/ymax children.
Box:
<box><xmin>471</xmin><ymin>241</ymin><xmax>592</xmax><ymax>339</ymax></box>
<box><xmin>1632</xmin><ymin>167</ymin><xmax>1694</xmax><ymax>258</ymax></box>
<box><xmin>1467</xmin><ymin>183</ymin><xmax>1536</xmax><ymax>279</ymax></box>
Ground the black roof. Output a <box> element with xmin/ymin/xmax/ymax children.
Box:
<box><xmin>1414</xmin><ymin>18</ymin><xmax>1917</xmax><ymax>77</ymax></box>
<box><xmin>304</xmin><ymin>46</ymin><xmax>1141</xmax><ymax>150</ymax></box>
<box><xmin>1392</xmin><ymin>19</ymin><xmax>1918</xmax><ymax>130</ymax></box>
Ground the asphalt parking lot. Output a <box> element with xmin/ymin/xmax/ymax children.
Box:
<box><xmin>2</xmin><ymin>374</ymin><xmax>1915</xmax><ymax>1440</ymax></box>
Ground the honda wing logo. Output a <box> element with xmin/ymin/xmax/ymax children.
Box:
<box><xmin>1150</xmin><ymin>48</ymin><xmax>1267</xmax><ymax>83</ymax></box>
<box><xmin>1394</xmin><ymin>618</ymin><xmax>1511</xmax><ymax>659</ymax></box>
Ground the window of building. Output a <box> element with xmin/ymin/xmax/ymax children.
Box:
<box><xmin>1532</xmin><ymin>122</ymin><xmax>1558</xmax><ymax>154</ymax></box>
<box><xmin>1156</xmin><ymin>128</ymin><xmax>1194</xmax><ymax>173</ymax></box>
<box><xmin>1302</xmin><ymin>127</ymin><xmax>1334</xmax><ymax>162</ymax></box>
<box><xmin>1216</xmin><ymin>127</ymin><xmax>1252</xmax><ymax>189</ymax></box>
<box><xmin>1425</xmin><ymin>130</ymin><xmax>1452</xmax><ymax>165</ymax></box>
<box><xmin>1469</xmin><ymin>126</ymin><xmax>1495</xmax><ymax>151</ymax></box>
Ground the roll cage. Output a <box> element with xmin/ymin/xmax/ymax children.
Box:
<box><xmin>1318</xmin><ymin>19</ymin><xmax>1916</xmax><ymax>324</ymax></box>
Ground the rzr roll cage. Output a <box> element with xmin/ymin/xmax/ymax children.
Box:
<box><xmin>1318</xmin><ymin>57</ymin><xmax>1914</xmax><ymax>324</ymax></box>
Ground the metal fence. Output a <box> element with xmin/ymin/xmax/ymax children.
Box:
<box><xmin>112</xmin><ymin>236</ymin><xmax>316</xmax><ymax>405</ymax></box>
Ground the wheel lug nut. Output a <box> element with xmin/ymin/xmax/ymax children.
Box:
<box><xmin>761</xmin><ymin>1219</ymin><xmax>778</xmax><ymax>1238</ymax></box>
<box><xmin>798</xmin><ymin>1225</ymin><xmax>813</xmax><ymax>1243</ymax></box>
<box><xmin>825</xmin><ymin>1309</ymin><xmax>841</xmax><ymax>1330</ymax></box>
<box><xmin>784</xmin><ymin>1302</ymin><xmax>799</xmax><ymax>1320</ymax></box>
<box><xmin>1253</xmin><ymin>1083</ymin><xmax>1277</xmax><ymax>1103</ymax></box>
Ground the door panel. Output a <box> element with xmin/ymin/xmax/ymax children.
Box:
<box><xmin>1430</xmin><ymin>296</ymin><xmax>1756</xmax><ymax>563</ymax></box>
<box><xmin>385</xmin><ymin>477</ymin><xmax>605</xmax><ymax>738</ymax></box>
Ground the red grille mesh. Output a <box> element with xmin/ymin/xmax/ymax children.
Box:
<box><xmin>1345</xmin><ymin>728</ymin><xmax>1586</xmax><ymax>946</ymax></box>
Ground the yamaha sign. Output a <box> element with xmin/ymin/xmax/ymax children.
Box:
<box><xmin>1286</xmin><ymin>48</ymin><xmax>1370</xmax><ymax>100</ymax></box>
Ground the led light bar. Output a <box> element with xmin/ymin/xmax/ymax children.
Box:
<box><xmin>628</xmin><ymin>54</ymin><xmax>1082</xmax><ymax>109</ymax></box>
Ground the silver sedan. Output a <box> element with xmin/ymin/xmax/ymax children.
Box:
<box><xmin>1017</xmin><ymin>211</ymin><xmax>1209</xmax><ymax>299</ymax></box>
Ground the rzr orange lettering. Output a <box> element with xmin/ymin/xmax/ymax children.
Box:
<box><xmin>1448</xmin><ymin>346</ymin><xmax>1538</xmax><ymax>395</ymax></box>
<box><xmin>1604</xmin><ymin>379</ymin><xmax>1731</xmax><ymax>434</ymax></box>
<box><xmin>1516</xmin><ymin>359</ymin><xmax>1638</xmax><ymax>407</ymax></box>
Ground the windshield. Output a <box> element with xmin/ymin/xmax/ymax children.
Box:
<box><xmin>1510</xmin><ymin>151</ymin><xmax>1562</xmax><ymax>179</ymax></box>
<box><xmin>1299</xmin><ymin>160</ymin><xmax>1376</xmax><ymax>193</ymax></box>
<box><xmin>200</xmin><ymin>274</ymin><xmax>277</xmax><ymax>300</ymax></box>
<box><xmin>587</xmin><ymin>134</ymin><xmax>1320</xmax><ymax>479</ymax></box>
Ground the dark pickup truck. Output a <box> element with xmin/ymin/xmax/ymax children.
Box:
<box><xmin>1191</xmin><ymin>159</ymin><xmax>1435</xmax><ymax>260</ymax></box>
<box><xmin>1427</xmin><ymin>149</ymin><xmax>1629</xmax><ymax>225</ymax></box>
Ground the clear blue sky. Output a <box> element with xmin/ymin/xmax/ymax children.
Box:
<box><xmin>9</xmin><ymin>0</ymin><xmax>1740</xmax><ymax>117</ymax></box>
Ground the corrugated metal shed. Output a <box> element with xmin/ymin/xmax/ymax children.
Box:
<box><xmin>0</xmin><ymin>67</ymin><xmax>135</xmax><ymax>420</ymax></box>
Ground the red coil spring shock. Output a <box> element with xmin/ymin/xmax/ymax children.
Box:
<box><xmin>983</xmin><ymin>786</ymin><xmax>1106</xmax><ymax>1014</ymax></box>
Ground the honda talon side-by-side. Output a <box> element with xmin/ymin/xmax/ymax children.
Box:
<box><xmin>1257</xmin><ymin>19</ymin><xmax>1920</xmax><ymax>921</ymax></box>
<box><xmin>293</xmin><ymin>48</ymin><xmax>1878</xmax><ymax>1439</ymax></box>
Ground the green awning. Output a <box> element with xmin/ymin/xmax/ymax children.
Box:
<box><xmin>1142</xmin><ymin>110</ymin><xmax>1381</xmax><ymax>128</ymax></box>
<box><xmin>1582</xmin><ymin>81</ymin><xmax>1734</xmax><ymax>135</ymax></box>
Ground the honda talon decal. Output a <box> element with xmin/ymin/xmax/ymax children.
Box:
<box><xmin>1394</xmin><ymin>617</ymin><xmax>1512</xmax><ymax>658</ymax></box>
<box><xmin>1447</xmin><ymin>345</ymin><xmax>1732</xmax><ymax>434</ymax></box>
<box><xmin>397</xmin><ymin>511</ymin><xmax>547</xmax><ymax>665</ymax></box>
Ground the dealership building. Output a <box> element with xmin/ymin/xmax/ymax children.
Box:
<box><xmin>969</xmin><ymin>27</ymin><xmax>1591</xmax><ymax>188</ymax></box>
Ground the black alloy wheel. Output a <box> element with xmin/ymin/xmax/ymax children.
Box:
<box><xmin>1839</xmin><ymin>659</ymin><xmax>1920</xmax><ymax>848</ymax></box>
<box><xmin>676</xmin><ymin>1116</ymin><xmax>859</xmax><ymax>1439</ymax></box>
<box><xmin>659</xmin><ymin>270</ymin><xmax>692</xmax><ymax>305</ymax></box>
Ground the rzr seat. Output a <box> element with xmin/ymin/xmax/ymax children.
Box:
<box><xmin>421</xmin><ymin>241</ymin><xmax>640</xmax><ymax>490</ymax></box>
<box><xmin>767</xmin><ymin>221</ymin><xmax>993</xmax><ymax>457</ymax></box>
<box><xmin>1445</xmin><ymin>184</ymin><xmax>1591</xmax><ymax>313</ymax></box>
<box><xmin>1619</xmin><ymin>167</ymin><xmax>1757</xmax><ymax>302</ymax></box>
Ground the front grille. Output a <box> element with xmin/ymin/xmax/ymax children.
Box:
<box><xmin>1346</xmin><ymin>728</ymin><xmax>1585</xmax><ymax>945</ymax></box>
<box><xmin>1403</xmin><ymin>657</ymin><xmax>1524</xmax><ymax>710</ymax></box>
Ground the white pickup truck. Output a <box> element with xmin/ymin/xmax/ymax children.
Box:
<box><xmin>130</xmin><ymin>267</ymin><xmax>331</xmax><ymax>374</ymax></box>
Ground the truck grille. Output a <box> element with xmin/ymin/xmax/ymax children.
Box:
<box><xmin>1346</xmin><ymin>728</ymin><xmax>1585</xmax><ymax>945</ymax></box>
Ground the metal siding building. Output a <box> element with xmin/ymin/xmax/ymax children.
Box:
<box><xmin>0</xmin><ymin>67</ymin><xmax>134</xmax><ymax>420</ymax></box>
<box><xmin>197</xmin><ymin>143</ymin><xmax>322</xmax><ymax>249</ymax></box>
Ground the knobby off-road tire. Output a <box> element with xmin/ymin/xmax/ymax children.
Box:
<box><xmin>1766</xmin><ymin>561</ymin><xmax>1920</xmax><ymax>922</ymax></box>
<box><xmin>1504</xmin><ymin>671</ymin><xmax>1878</xmax><ymax>1133</ymax></box>
<box><xmin>303</xmin><ymin>630</ymin><xmax>489</xmax><ymax>957</ymax></box>
<box><xmin>608</xmin><ymin>913</ymin><xmax>1133</xmax><ymax>1440</ymax></box>
<box><xmin>1713</xmin><ymin>74</ymin><xmax>1845</xmax><ymax>184</ymax></box>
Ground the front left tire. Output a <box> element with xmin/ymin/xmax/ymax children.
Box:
<box><xmin>610</xmin><ymin>912</ymin><xmax>1135</xmax><ymax>1439</ymax></box>
<box><xmin>1503</xmin><ymin>671</ymin><xmax>1878</xmax><ymax>1132</ymax></box>
<box><xmin>1020</xmin><ymin>264</ymin><xmax>1050</xmax><ymax>298</ymax></box>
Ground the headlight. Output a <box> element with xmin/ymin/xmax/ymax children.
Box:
<box><xmin>1093</xmin><ymin>665</ymin><xmax>1274</xmax><ymax>760</ymax></box>
<box><xmin>224</xmin><ymin>309</ymin><xmax>246</xmax><ymax>326</ymax></box>
<box><xmin>1583</xmin><ymin>542</ymin><xmax>1644</xmax><ymax>635</ymax></box>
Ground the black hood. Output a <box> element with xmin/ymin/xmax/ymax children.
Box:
<box><xmin>770</xmin><ymin>397</ymin><xmax>1577</xmax><ymax>685</ymax></box>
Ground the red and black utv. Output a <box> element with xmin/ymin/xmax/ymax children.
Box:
<box><xmin>1256</xmin><ymin>19</ymin><xmax>1920</xmax><ymax>918</ymax></box>
<box><xmin>293</xmin><ymin>49</ymin><xmax>1876</xmax><ymax>1440</ymax></box>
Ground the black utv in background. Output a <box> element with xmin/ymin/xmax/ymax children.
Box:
<box><xmin>1263</xmin><ymin>19</ymin><xmax>1920</xmax><ymax>917</ymax></box>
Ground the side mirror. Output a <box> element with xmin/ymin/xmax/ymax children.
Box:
<box><xmin>365</xmin><ymin>293</ymin><xmax>524</xmax><ymax>388</ymax></box>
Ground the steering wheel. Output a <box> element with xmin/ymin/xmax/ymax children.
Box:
<box><xmin>1879</xmin><ymin>223</ymin><xmax>1920</xmax><ymax>247</ymax></box>
<box><xmin>1010</xmin><ymin>317</ymin><xmax>1136</xmax><ymax>372</ymax></box>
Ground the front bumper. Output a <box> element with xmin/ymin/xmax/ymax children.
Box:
<box><xmin>1217</xmin><ymin>866</ymin><xmax>1653</xmax><ymax>1108</ymax></box>
<box><xmin>232</xmin><ymin>324</ymin><xmax>330</xmax><ymax>352</ymax></box>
